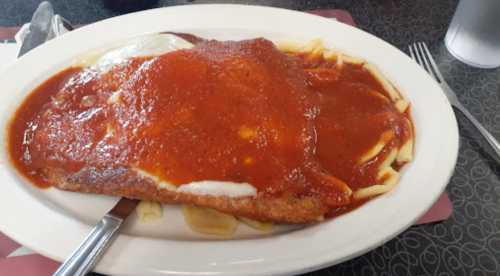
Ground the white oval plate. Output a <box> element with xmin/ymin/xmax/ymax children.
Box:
<box><xmin>0</xmin><ymin>4</ymin><xmax>458</xmax><ymax>276</ymax></box>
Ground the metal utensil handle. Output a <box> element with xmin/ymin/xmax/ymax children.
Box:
<box><xmin>53</xmin><ymin>215</ymin><xmax>123</xmax><ymax>276</ymax></box>
<box><xmin>454</xmin><ymin>103</ymin><xmax>500</xmax><ymax>157</ymax></box>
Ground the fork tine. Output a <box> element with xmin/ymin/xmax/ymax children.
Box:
<box><xmin>411</xmin><ymin>43</ymin><xmax>427</xmax><ymax>71</ymax></box>
<box><xmin>420</xmin><ymin>42</ymin><xmax>445</xmax><ymax>83</ymax></box>
<box><xmin>416</xmin><ymin>42</ymin><xmax>440</xmax><ymax>82</ymax></box>
<box><xmin>408</xmin><ymin>45</ymin><xmax>416</xmax><ymax>60</ymax></box>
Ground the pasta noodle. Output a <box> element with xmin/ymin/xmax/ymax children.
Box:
<box><xmin>275</xmin><ymin>40</ymin><xmax>304</xmax><ymax>53</ymax></box>
<box><xmin>238</xmin><ymin>217</ymin><xmax>273</xmax><ymax>232</ymax></box>
<box><xmin>397</xmin><ymin>140</ymin><xmax>413</xmax><ymax>163</ymax></box>
<box><xmin>354</xmin><ymin>147</ymin><xmax>399</xmax><ymax>200</ymax></box>
<box><xmin>358</xmin><ymin>130</ymin><xmax>394</xmax><ymax>164</ymax></box>
<box><xmin>336</xmin><ymin>52</ymin><xmax>344</xmax><ymax>68</ymax></box>
<box><xmin>300</xmin><ymin>38</ymin><xmax>325</xmax><ymax>57</ymax></box>
<box><xmin>378</xmin><ymin>148</ymin><xmax>398</xmax><ymax>174</ymax></box>
<box><xmin>341</xmin><ymin>54</ymin><xmax>365</xmax><ymax>65</ymax></box>
<box><xmin>353</xmin><ymin>167</ymin><xmax>400</xmax><ymax>200</ymax></box>
<box><xmin>397</xmin><ymin>118</ymin><xmax>414</xmax><ymax>163</ymax></box>
<box><xmin>182</xmin><ymin>205</ymin><xmax>238</xmax><ymax>237</ymax></box>
<box><xmin>395</xmin><ymin>99</ymin><xmax>409</xmax><ymax>113</ymax></box>
<box><xmin>322</xmin><ymin>49</ymin><xmax>338</xmax><ymax>60</ymax></box>
<box><xmin>136</xmin><ymin>200</ymin><xmax>163</xmax><ymax>222</ymax></box>
<box><xmin>368</xmin><ymin>89</ymin><xmax>391</xmax><ymax>103</ymax></box>
<box><xmin>363</xmin><ymin>63</ymin><xmax>401</xmax><ymax>102</ymax></box>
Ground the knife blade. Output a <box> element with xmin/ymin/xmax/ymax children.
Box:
<box><xmin>46</xmin><ymin>14</ymin><xmax>74</xmax><ymax>41</ymax></box>
<box><xmin>109</xmin><ymin>197</ymin><xmax>140</xmax><ymax>219</ymax></box>
<box><xmin>17</xmin><ymin>1</ymin><xmax>54</xmax><ymax>57</ymax></box>
<box><xmin>53</xmin><ymin>197</ymin><xmax>139</xmax><ymax>276</ymax></box>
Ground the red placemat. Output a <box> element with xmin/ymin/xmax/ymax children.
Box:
<box><xmin>0</xmin><ymin>27</ymin><xmax>19</xmax><ymax>40</ymax></box>
<box><xmin>0</xmin><ymin>9</ymin><xmax>452</xmax><ymax>276</ymax></box>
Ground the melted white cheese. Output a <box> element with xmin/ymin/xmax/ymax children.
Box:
<box><xmin>74</xmin><ymin>33</ymin><xmax>194</xmax><ymax>71</ymax></box>
<box><xmin>133</xmin><ymin>168</ymin><xmax>177</xmax><ymax>192</ymax></box>
<box><xmin>177</xmin><ymin>181</ymin><xmax>257</xmax><ymax>198</ymax></box>
<box><xmin>107</xmin><ymin>91</ymin><xmax>122</xmax><ymax>104</ymax></box>
<box><xmin>133</xmin><ymin>168</ymin><xmax>257</xmax><ymax>198</ymax></box>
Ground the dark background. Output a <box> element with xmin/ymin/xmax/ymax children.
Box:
<box><xmin>4</xmin><ymin>1</ymin><xmax>500</xmax><ymax>276</ymax></box>
<box><xmin>0</xmin><ymin>0</ymin><xmax>458</xmax><ymax>49</ymax></box>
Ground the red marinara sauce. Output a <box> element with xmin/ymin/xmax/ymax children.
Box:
<box><xmin>7</xmin><ymin>37</ymin><xmax>413</xmax><ymax>209</ymax></box>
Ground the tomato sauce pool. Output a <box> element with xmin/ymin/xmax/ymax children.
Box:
<box><xmin>7</xmin><ymin>36</ymin><xmax>413</xmax><ymax>209</ymax></box>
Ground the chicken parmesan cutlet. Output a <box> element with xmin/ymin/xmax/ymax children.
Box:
<box><xmin>7</xmin><ymin>34</ymin><xmax>414</xmax><ymax>224</ymax></box>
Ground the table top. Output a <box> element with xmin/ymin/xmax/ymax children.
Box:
<box><xmin>2</xmin><ymin>1</ymin><xmax>500</xmax><ymax>275</ymax></box>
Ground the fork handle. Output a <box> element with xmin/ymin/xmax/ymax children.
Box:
<box><xmin>53</xmin><ymin>214</ymin><xmax>123</xmax><ymax>276</ymax></box>
<box><xmin>454</xmin><ymin>104</ymin><xmax>500</xmax><ymax>157</ymax></box>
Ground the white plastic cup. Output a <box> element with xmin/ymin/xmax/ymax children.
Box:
<box><xmin>445</xmin><ymin>0</ymin><xmax>500</xmax><ymax>68</ymax></box>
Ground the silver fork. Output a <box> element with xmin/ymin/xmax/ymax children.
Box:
<box><xmin>409</xmin><ymin>42</ymin><xmax>500</xmax><ymax>157</ymax></box>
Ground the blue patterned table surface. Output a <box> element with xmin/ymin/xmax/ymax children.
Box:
<box><xmin>2</xmin><ymin>1</ymin><xmax>500</xmax><ymax>275</ymax></box>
